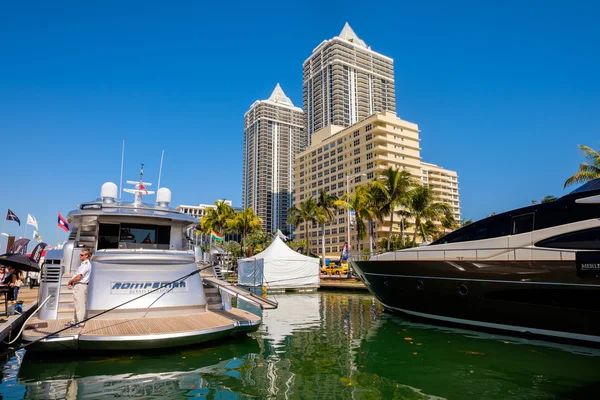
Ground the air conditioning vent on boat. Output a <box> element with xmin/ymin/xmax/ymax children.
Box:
<box><xmin>41</xmin><ymin>265</ymin><xmax>62</xmax><ymax>284</ymax></box>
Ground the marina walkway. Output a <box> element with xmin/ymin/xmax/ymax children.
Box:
<box><xmin>203</xmin><ymin>277</ymin><xmax>279</xmax><ymax>309</ymax></box>
<box><xmin>0</xmin><ymin>287</ymin><xmax>39</xmax><ymax>345</ymax></box>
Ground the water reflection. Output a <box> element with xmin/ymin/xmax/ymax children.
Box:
<box><xmin>18</xmin><ymin>337</ymin><xmax>263</xmax><ymax>399</ymax></box>
<box><xmin>5</xmin><ymin>293</ymin><xmax>600</xmax><ymax>399</ymax></box>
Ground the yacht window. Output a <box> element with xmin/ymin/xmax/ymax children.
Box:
<box><xmin>535</xmin><ymin>227</ymin><xmax>600</xmax><ymax>250</ymax></box>
<box><xmin>98</xmin><ymin>223</ymin><xmax>170</xmax><ymax>250</ymax></box>
<box><xmin>435</xmin><ymin>216</ymin><xmax>510</xmax><ymax>244</ymax></box>
<box><xmin>98</xmin><ymin>224</ymin><xmax>120</xmax><ymax>249</ymax></box>
<box><xmin>512</xmin><ymin>213</ymin><xmax>534</xmax><ymax>235</ymax></box>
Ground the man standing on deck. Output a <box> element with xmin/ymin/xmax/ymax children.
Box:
<box><xmin>67</xmin><ymin>249</ymin><xmax>92</xmax><ymax>328</ymax></box>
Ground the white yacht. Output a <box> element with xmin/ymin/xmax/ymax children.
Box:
<box><xmin>23</xmin><ymin>174</ymin><xmax>276</xmax><ymax>351</ymax></box>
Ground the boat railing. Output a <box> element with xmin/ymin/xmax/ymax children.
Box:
<box><xmin>350</xmin><ymin>246</ymin><xmax>579</xmax><ymax>262</ymax></box>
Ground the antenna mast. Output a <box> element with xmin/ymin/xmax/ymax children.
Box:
<box><xmin>119</xmin><ymin>140</ymin><xmax>125</xmax><ymax>200</ymax></box>
<box><xmin>157</xmin><ymin>150</ymin><xmax>164</xmax><ymax>190</ymax></box>
<box><xmin>124</xmin><ymin>163</ymin><xmax>155</xmax><ymax>205</ymax></box>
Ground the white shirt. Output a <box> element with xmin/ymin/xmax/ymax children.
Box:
<box><xmin>75</xmin><ymin>259</ymin><xmax>92</xmax><ymax>284</ymax></box>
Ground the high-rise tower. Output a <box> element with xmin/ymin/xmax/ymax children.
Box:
<box><xmin>303</xmin><ymin>23</ymin><xmax>396</xmax><ymax>137</ymax></box>
<box><xmin>242</xmin><ymin>84</ymin><xmax>306</xmax><ymax>233</ymax></box>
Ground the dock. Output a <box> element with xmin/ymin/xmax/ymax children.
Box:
<box><xmin>319</xmin><ymin>278</ymin><xmax>369</xmax><ymax>291</ymax></box>
<box><xmin>0</xmin><ymin>287</ymin><xmax>39</xmax><ymax>345</ymax></box>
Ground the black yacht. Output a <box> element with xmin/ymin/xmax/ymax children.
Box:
<box><xmin>351</xmin><ymin>178</ymin><xmax>600</xmax><ymax>344</ymax></box>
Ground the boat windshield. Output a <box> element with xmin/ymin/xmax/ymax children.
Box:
<box><xmin>566</xmin><ymin>178</ymin><xmax>600</xmax><ymax>196</ymax></box>
<box><xmin>98</xmin><ymin>222</ymin><xmax>171</xmax><ymax>250</ymax></box>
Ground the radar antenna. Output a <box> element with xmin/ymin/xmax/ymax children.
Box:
<box><xmin>123</xmin><ymin>163</ymin><xmax>155</xmax><ymax>204</ymax></box>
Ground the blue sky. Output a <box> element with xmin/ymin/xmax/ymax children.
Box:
<box><xmin>1</xmin><ymin>0</ymin><xmax>599</xmax><ymax>247</ymax></box>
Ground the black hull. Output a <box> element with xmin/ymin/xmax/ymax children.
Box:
<box><xmin>351</xmin><ymin>259</ymin><xmax>600</xmax><ymax>344</ymax></box>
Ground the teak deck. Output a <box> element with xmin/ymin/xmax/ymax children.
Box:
<box><xmin>24</xmin><ymin>308</ymin><xmax>260</xmax><ymax>339</ymax></box>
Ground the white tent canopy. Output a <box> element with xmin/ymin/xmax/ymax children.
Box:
<box><xmin>237</xmin><ymin>236</ymin><xmax>320</xmax><ymax>289</ymax></box>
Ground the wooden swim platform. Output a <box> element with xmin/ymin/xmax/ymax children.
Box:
<box><xmin>23</xmin><ymin>307</ymin><xmax>261</xmax><ymax>351</ymax></box>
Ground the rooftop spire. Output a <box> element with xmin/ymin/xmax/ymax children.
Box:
<box><xmin>267</xmin><ymin>83</ymin><xmax>294</xmax><ymax>107</ymax></box>
<box><xmin>338</xmin><ymin>22</ymin><xmax>367</xmax><ymax>48</ymax></box>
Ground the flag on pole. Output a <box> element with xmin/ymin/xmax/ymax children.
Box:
<box><xmin>349</xmin><ymin>210</ymin><xmax>356</xmax><ymax>227</ymax></box>
<box><xmin>211</xmin><ymin>230</ymin><xmax>224</xmax><ymax>241</ymax></box>
<box><xmin>27</xmin><ymin>214</ymin><xmax>39</xmax><ymax>229</ymax></box>
<box><xmin>139</xmin><ymin>184</ymin><xmax>149</xmax><ymax>194</ymax></box>
<box><xmin>6</xmin><ymin>209</ymin><xmax>20</xmax><ymax>226</ymax></box>
<box><xmin>58</xmin><ymin>212</ymin><xmax>69</xmax><ymax>232</ymax></box>
<box><xmin>33</xmin><ymin>230</ymin><xmax>42</xmax><ymax>242</ymax></box>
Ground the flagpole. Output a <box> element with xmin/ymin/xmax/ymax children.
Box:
<box><xmin>23</xmin><ymin>222</ymin><xmax>28</xmax><ymax>239</ymax></box>
<box><xmin>1</xmin><ymin>218</ymin><xmax>5</xmax><ymax>252</ymax></box>
<box><xmin>56</xmin><ymin>211</ymin><xmax>59</xmax><ymax>246</ymax></box>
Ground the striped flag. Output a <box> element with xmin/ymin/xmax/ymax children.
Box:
<box><xmin>211</xmin><ymin>230</ymin><xmax>224</xmax><ymax>241</ymax></box>
<box><xmin>58</xmin><ymin>212</ymin><xmax>69</xmax><ymax>232</ymax></box>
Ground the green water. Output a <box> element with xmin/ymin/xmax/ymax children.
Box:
<box><xmin>2</xmin><ymin>292</ymin><xmax>600</xmax><ymax>399</ymax></box>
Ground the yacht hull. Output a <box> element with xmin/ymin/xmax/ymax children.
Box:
<box><xmin>351</xmin><ymin>259</ymin><xmax>600</xmax><ymax>344</ymax></box>
<box><xmin>23</xmin><ymin>309</ymin><xmax>262</xmax><ymax>352</ymax></box>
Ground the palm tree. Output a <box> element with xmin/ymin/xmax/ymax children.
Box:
<box><xmin>421</xmin><ymin>220</ymin><xmax>441</xmax><ymax>242</ymax></box>
<box><xmin>440</xmin><ymin>210</ymin><xmax>458</xmax><ymax>235</ymax></box>
<box><xmin>533</xmin><ymin>195</ymin><xmax>557</xmax><ymax>205</ymax></box>
<box><xmin>201</xmin><ymin>200</ymin><xmax>235</xmax><ymax>235</ymax></box>
<box><xmin>540</xmin><ymin>195</ymin><xmax>557</xmax><ymax>203</ymax></box>
<box><xmin>316</xmin><ymin>190</ymin><xmax>338</xmax><ymax>266</ymax></box>
<box><xmin>564</xmin><ymin>145</ymin><xmax>600</xmax><ymax>188</ymax></box>
<box><xmin>335</xmin><ymin>185</ymin><xmax>374</xmax><ymax>252</ymax></box>
<box><xmin>288</xmin><ymin>198</ymin><xmax>319</xmax><ymax>254</ymax></box>
<box><xmin>228</xmin><ymin>208</ymin><xmax>263</xmax><ymax>257</ymax></box>
<box><xmin>371</xmin><ymin>167</ymin><xmax>414</xmax><ymax>250</ymax></box>
<box><xmin>405</xmin><ymin>186</ymin><xmax>452</xmax><ymax>246</ymax></box>
<box><xmin>460</xmin><ymin>218</ymin><xmax>473</xmax><ymax>227</ymax></box>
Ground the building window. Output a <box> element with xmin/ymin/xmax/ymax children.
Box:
<box><xmin>353</xmin><ymin>130</ymin><xmax>360</xmax><ymax>138</ymax></box>
<box><xmin>367</xmin><ymin>172</ymin><xmax>374</xmax><ymax>179</ymax></box>
<box><xmin>354</xmin><ymin>157</ymin><xmax>361</xmax><ymax>164</ymax></box>
<box><xmin>354</xmin><ymin>167</ymin><xmax>361</xmax><ymax>174</ymax></box>
<box><xmin>365</xmin><ymin>124</ymin><xmax>372</xmax><ymax>131</ymax></box>
<box><xmin>366</xmin><ymin>143</ymin><xmax>373</xmax><ymax>151</ymax></box>
<box><xmin>366</xmin><ymin>153</ymin><xmax>373</xmax><ymax>160</ymax></box>
<box><xmin>366</xmin><ymin>133</ymin><xmax>373</xmax><ymax>141</ymax></box>
<box><xmin>353</xmin><ymin>139</ymin><xmax>360</xmax><ymax>146</ymax></box>
<box><xmin>354</xmin><ymin>148</ymin><xmax>360</xmax><ymax>155</ymax></box>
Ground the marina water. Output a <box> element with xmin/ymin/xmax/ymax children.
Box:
<box><xmin>2</xmin><ymin>292</ymin><xmax>599</xmax><ymax>399</ymax></box>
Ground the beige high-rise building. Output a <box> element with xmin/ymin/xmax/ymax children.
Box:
<box><xmin>293</xmin><ymin>111</ymin><xmax>460</xmax><ymax>260</ymax></box>
<box><xmin>243</xmin><ymin>84</ymin><xmax>306</xmax><ymax>232</ymax></box>
<box><xmin>420</xmin><ymin>162</ymin><xmax>461</xmax><ymax>221</ymax></box>
<box><xmin>303</xmin><ymin>23</ymin><xmax>396</xmax><ymax>137</ymax></box>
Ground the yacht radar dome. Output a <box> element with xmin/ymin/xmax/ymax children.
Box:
<box><xmin>100</xmin><ymin>182</ymin><xmax>118</xmax><ymax>203</ymax></box>
<box><xmin>156</xmin><ymin>188</ymin><xmax>172</xmax><ymax>208</ymax></box>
